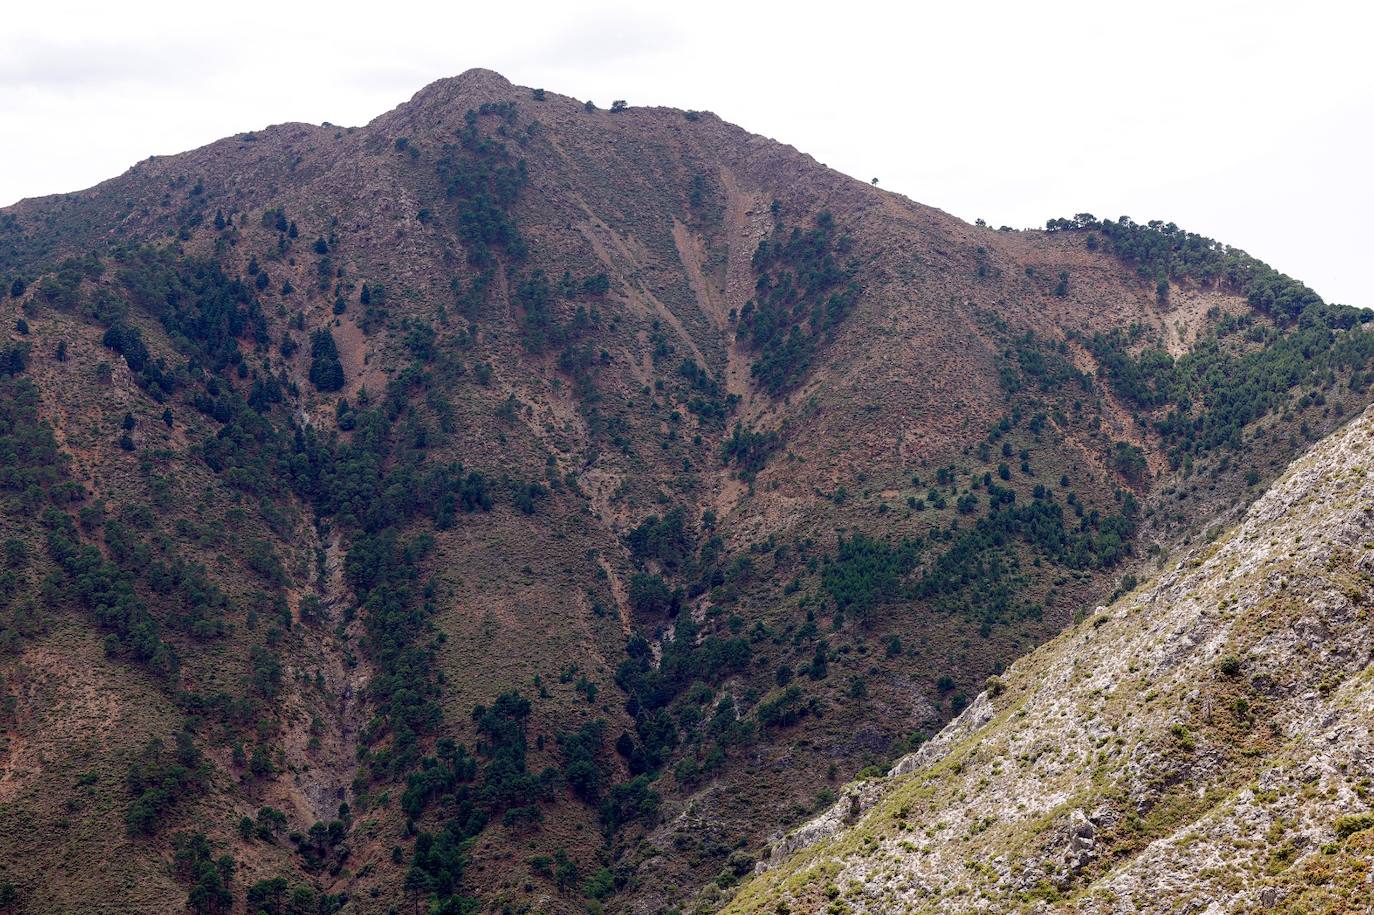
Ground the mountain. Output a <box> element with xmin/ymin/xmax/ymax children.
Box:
<box><xmin>725</xmin><ymin>402</ymin><xmax>1374</xmax><ymax>914</ymax></box>
<box><xmin>0</xmin><ymin>68</ymin><xmax>1369</xmax><ymax>913</ymax></box>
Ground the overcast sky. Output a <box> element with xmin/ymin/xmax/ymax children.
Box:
<box><xmin>2</xmin><ymin>0</ymin><xmax>1370</xmax><ymax>305</ymax></box>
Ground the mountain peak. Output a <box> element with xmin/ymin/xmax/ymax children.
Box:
<box><xmin>370</xmin><ymin>66</ymin><xmax>522</xmax><ymax>131</ymax></box>
<box><xmin>442</xmin><ymin>66</ymin><xmax>516</xmax><ymax>92</ymax></box>
<box><xmin>414</xmin><ymin>66</ymin><xmax>517</xmax><ymax>103</ymax></box>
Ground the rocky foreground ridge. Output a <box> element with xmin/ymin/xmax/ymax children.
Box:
<box><xmin>725</xmin><ymin>406</ymin><xmax>1374</xmax><ymax>913</ymax></box>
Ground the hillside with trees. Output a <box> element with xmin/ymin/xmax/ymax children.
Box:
<box><xmin>0</xmin><ymin>69</ymin><xmax>1367</xmax><ymax>914</ymax></box>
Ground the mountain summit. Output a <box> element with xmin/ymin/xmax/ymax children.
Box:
<box><xmin>0</xmin><ymin>70</ymin><xmax>1369</xmax><ymax>913</ymax></box>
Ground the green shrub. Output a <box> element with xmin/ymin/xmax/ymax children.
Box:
<box><xmin>1335</xmin><ymin>813</ymin><xmax>1374</xmax><ymax>840</ymax></box>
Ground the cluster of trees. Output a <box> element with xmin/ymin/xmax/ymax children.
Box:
<box><xmin>117</xmin><ymin>249</ymin><xmax>269</xmax><ymax>374</ymax></box>
<box><xmin>0</xmin><ymin>378</ymin><xmax>65</xmax><ymax>501</ymax></box>
<box><xmin>401</xmin><ymin>739</ymin><xmax>478</xmax><ymax>819</ymax></box>
<box><xmin>1110</xmin><ymin>441</ymin><xmax>1148</xmax><ymax>482</ymax></box>
<box><xmin>0</xmin><ymin>534</ymin><xmax>39</xmax><ymax>653</ymax></box>
<box><xmin>1086</xmin><ymin>302</ymin><xmax>1374</xmax><ymax>464</ymax></box>
<box><xmin>626</xmin><ymin>506</ymin><xmax>694</xmax><ymax>571</ymax></box>
<box><xmin>307</xmin><ymin>330</ymin><xmax>345</xmax><ymax>392</ymax></box>
<box><xmin>821</xmin><ymin>533</ymin><xmax>924</xmax><ymax>619</ymax></box>
<box><xmin>436</xmin><ymin>105</ymin><xmax>529</xmax><ymax>269</ymax></box>
<box><xmin>513</xmin><ymin>267</ymin><xmax>612</xmax><ymax>406</ymax></box>
<box><xmin>101</xmin><ymin>322</ymin><xmax>176</xmax><ymax>399</ymax></box>
<box><xmin>14</xmin><ymin>249</ymin><xmax>256</xmax><ymax>410</ymax></box>
<box><xmin>0</xmin><ymin>342</ymin><xmax>29</xmax><ymax>377</ymax></box>
<box><xmin>721</xmin><ymin>423</ymin><xmax>779</xmax><ymax>480</ymax></box>
<box><xmin>627</xmin><ymin>570</ymin><xmax>677</xmax><ymax>616</ymax></box>
<box><xmin>405</xmin><ymin>691</ymin><xmax>561</xmax><ymax>911</ymax></box>
<box><xmin>243</xmin><ymin>876</ymin><xmax>343</xmax><ymax>915</ymax></box>
<box><xmin>999</xmin><ymin>331</ymin><xmax>1089</xmax><ymax>395</ymax></box>
<box><xmin>259</xmin><ymin>208</ymin><xmax>291</xmax><ymax>234</ymax></box>
<box><xmin>142</xmin><ymin>552</ymin><xmax>233</xmax><ymax>640</ymax></box>
<box><xmin>757</xmin><ymin>684</ymin><xmax>819</xmax><ymax>730</ymax></box>
<box><xmin>611</xmin><ymin>502</ymin><xmax>790</xmax><ymax>815</ymax></box>
<box><xmin>95</xmin><ymin>248</ymin><xmax>274</xmax><ymax>401</ymax></box>
<box><xmin>178</xmin><ymin>815</ymin><xmax>355</xmax><ymax>913</ymax></box>
<box><xmin>614</xmin><ymin>616</ymin><xmax>750</xmax><ymax>776</ymax></box>
<box><xmin>1047</xmin><ymin>214</ymin><xmax>1324</xmax><ymax>322</ymax></box>
<box><xmin>290</xmin><ymin>815</ymin><xmax>350</xmax><ymax>874</ymax></box>
<box><xmin>171</xmin><ymin>832</ymin><xmax>233</xmax><ymax>913</ymax></box>
<box><xmin>1084</xmin><ymin>327</ymin><xmax>1174</xmax><ymax>407</ymax></box>
<box><xmin>805</xmin><ymin>451</ymin><xmax>1136</xmax><ymax>635</ymax></box>
<box><xmin>432</xmin><ymin>104</ymin><xmax>619</xmax><ymax>412</ymax></box>
<box><xmin>471</xmin><ymin>692</ymin><xmax>555</xmax><ymax>818</ymax></box>
<box><xmin>741</xmin><ymin>211</ymin><xmax>861</xmax><ymax>394</ymax></box>
<box><xmin>125</xmin><ymin>733</ymin><xmax>210</xmax><ymax>836</ymax></box>
<box><xmin>514</xmin><ymin>270</ymin><xmax>556</xmax><ymax>353</ymax></box>
<box><xmin>558</xmin><ymin>720</ymin><xmax>609</xmax><ymax>805</ymax></box>
<box><xmin>346</xmin><ymin>526</ymin><xmax>443</xmax><ymax>779</ymax></box>
<box><xmin>914</xmin><ymin>487</ymin><xmax>1137</xmax><ymax>633</ymax></box>
<box><xmin>26</xmin><ymin>256</ymin><xmax>99</xmax><ymax>315</ymax></box>
<box><xmin>677</xmin><ymin>358</ymin><xmax>736</xmax><ymax>426</ymax></box>
<box><xmin>44</xmin><ymin>507</ymin><xmax>179</xmax><ymax>679</ymax></box>
<box><xmin>170</xmin><ymin>317</ymin><xmax>529</xmax><ymax>882</ymax></box>
<box><xmin>625</xmin><ymin>504</ymin><xmax>756</xmax><ymax>612</ymax></box>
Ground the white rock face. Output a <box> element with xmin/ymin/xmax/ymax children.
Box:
<box><xmin>728</xmin><ymin>407</ymin><xmax>1374</xmax><ymax>914</ymax></box>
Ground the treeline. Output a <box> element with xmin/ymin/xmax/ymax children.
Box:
<box><xmin>1047</xmin><ymin>213</ymin><xmax>1325</xmax><ymax>321</ymax></box>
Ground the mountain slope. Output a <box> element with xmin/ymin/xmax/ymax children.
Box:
<box><xmin>0</xmin><ymin>69</ymin><xmax>1369</xmax><ymax>913</ymax></box>
<box><xmin>726</xmin><ymin>404</ymin><xmax>1374</xmax><ymax>913</ymax></box>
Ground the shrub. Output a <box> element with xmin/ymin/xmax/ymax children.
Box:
<box><xmin>1335</xmin><ymin>813</ymin><xmax>1374</xmax><ymax>840</ymax></box>
<box><xmin>628</xmin><ymin>572</ymin><xmax>676</xmax><ymax>616</ymax></box>
<box><xmin>584</xmin><ymin>867</ymin><xmax>615</xmax><ymax>900</ymax></box>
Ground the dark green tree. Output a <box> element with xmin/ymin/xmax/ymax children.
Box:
<box><xmin>308</xmin><ymin>330</ymin><xmax>345</xmax><ymax>392</ymax></box>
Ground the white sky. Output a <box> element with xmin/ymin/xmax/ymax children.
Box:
<box><xmin>2</xmin><ymin>0</ymin><xmax>1370</xmax><ymax>305</ymax></box>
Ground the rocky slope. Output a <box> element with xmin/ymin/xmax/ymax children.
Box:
<box><xmin>0</xmin><ymin>68</ymin><xmax>1369</xmax><ymax>913</ymax></box>
<box><xmin>726</xmin><ymin>404</ymin><xmax>1374</xmax><ymax>913</ymax></box>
